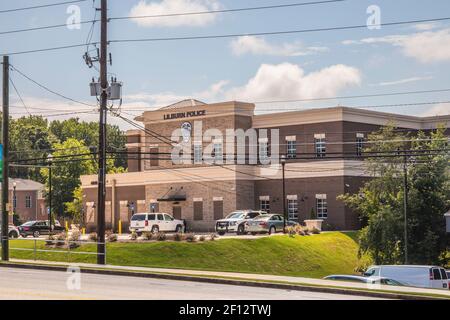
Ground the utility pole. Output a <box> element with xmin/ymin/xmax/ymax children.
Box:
<box><xmin>97</xmin><ymin>0</ymin><xmax>108</xmax><ymax>265</ymax></box>
<box><xmin>1</xmin><ymin>56</ymin><xmax>10</xmax><ymax>261</ymax></box>
<box><xmin>281</xmin><ymin>155</ymin><xmax>287</xmax><ymax>233</ymax></box>
<box><xmin>403</xmin><ymin>154</ymin><xmax>408</xmax><ymax>265</ymax></box>
<box><xmin>47</xmin><ymin>154</ymin><xmax>53</xmax><ymax>234</ymax></box>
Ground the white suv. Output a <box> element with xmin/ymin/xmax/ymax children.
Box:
<box><xmin>129</xmin><ymin>213</ymin><xmax>184</xmax><ymax>235</ymax></box>
<box><xmin>215</xmin><ymin>210</ymin><xmax>264</xmax><ymax>235</ymax></box>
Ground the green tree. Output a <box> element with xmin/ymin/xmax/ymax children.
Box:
<box><xmin>41</xmin><ymin>138</ymin><xmax>97</xmax><ymax>219</ymax></box>
<box><xmin>339</xmin><ymin>125</ymin><xmax>449</xmax><ymax>265</ymax></box>
<box><xmin>49</xmin><ymin>118</ymin><xmax>127</xmax><ymax>168</ymax></box>
<box><xmin>9</xmin><ymin>116</ymin><xmax>57</xmax><ymax>182</ymax></box>
<box><xmin>65</xmin><ymin>187</ymin><xmax>84</xmax><ymax>225</ymax></box>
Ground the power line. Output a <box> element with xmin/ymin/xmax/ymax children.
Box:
<box><xmin>9</xmin><ymin>77</ymin><xmax>31</xmax><ymax>116</ymax></box>
<box><xmin>0</xmin><ymin>0</ymin><xmax>88</xmax><ymax>14</ymax></box>
<box><xmin>253</xmin><ymin>89</ymin><xmax>450</xmax><ymax>104</ymax></box>
<box><xmin>0</xmin><ymin>20</ymin><xmax>97</xmax><ymax>36</ymax></box>
<box><xmin>111</xmin><ymin>0</ymin><xmax>346</xmax><ymax>21</ymax></box>
<box><xmin>110</xmin><ymin>17</ymin><xmax>450</xmax><ymax>44</ymax></box>
<box><xmin>10</xmin><ymin>65</ymin><xmax>97</xmax><ymax>107</ymax></box>
<box><xmin>0</xmin><ymin>1</ymin><xmax>345</xmax><ymax>36</ymax></box>
<box><xmin>0</xmin><ymin>42</ymin><xmax>98</xmax><ymax>57</ymax></box>
<box><xmin>120</xmin><ymin>100</ymin><xmax>450</xmax><ymax>113</ymax></box>
<box><xmin>2</xmin><ymin>16</ymin><xmax>450</xmax><ymax>56</ymax></box>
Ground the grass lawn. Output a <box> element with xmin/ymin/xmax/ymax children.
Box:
<box><xmin>8</xmin><ymin>232</ymin><xmax>367</xmax><ymax>278</ymax></box>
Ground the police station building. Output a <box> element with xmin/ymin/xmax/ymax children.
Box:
<box><xmin>81</xmin><ymin>99</ymin><xmax>450</xmax><ymax>232</ymax></box>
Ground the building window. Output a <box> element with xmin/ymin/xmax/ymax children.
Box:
<box><xmin>149</xmin><ymin>147</ymin><xmax>159</xmax><ymax>167</ymax></box>
<box><xmin>314</xmin><ymin>134</ymin><xmax>326</xmax><ymax>158</ymax></box>
<box><xmin>286</xmin><ymin>136</ymin><xmax>297</xmax><ymax>159</ymax></box>
<box><xmin>25</xmin><ymin>195</ymin><xmax>32</xmax><ymax>208</ymax></box>
<box><xmin>194</xmin><ymin>144</ymin><xmax>203</xmax><ymax>164</ymax></box>
<box><xmin>213</xmin><ymin>141</ymin><xmax>223</xmax><ymax>163</ymax></box>
<box><xmin>259</xmin><ymin>196</ymin><xmax>270</xmax><ymax>213</ymax></box>
<box><xmin>356</xmin><ymin>133</ymin><xmax>364</xmax><ymax>156</ymax></box>
<box><xmin>287</xmin><ymin>195</ymin><xmax>298</xmax><ymax>220</ymax></box>
<box><xmin>259</xmin><ymin>138</ymin><xmax>269</xmax><ymax>163</ymax></box>
<box><xmin>316</xmin><ymin>194</ymin><xmax>328</xmax><ymax>219</ymax></box>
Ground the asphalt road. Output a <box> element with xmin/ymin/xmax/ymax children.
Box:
<box><xmin>0</xmin><ymin>267</ymin><xmax>379</xmax><ymax>300</ymax></box>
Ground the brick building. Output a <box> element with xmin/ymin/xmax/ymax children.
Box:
<box><xmin>2</xmin><ymin>178</ymin><xmax>46</xmax><ymax>224</ymax></box>
<box><xmin>81</xmin><ymin>100</ymin><xmax>450</xmax><ymax>232</ymax></box>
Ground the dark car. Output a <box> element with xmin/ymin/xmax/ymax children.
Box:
<box><xmin>18</xmin><ymin>220</ymin><xmax>65</xmax><ymax>238</ymax></box>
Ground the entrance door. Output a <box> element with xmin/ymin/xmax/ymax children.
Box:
<box><xmin>173</xmin><ymin>206</ymin><xmax>182</xmax><ymax>220</ymax></box>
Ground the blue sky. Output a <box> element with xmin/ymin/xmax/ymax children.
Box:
<box><xmin>1</xmin><ymin>0</ymin><xmax>450</xmax><ymax>128</ymax></box>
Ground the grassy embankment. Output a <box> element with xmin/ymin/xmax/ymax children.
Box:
<box><xmin>9</xmin><ymin>232</ymin><xmax>367</xmax><ymax>278</ymax></box>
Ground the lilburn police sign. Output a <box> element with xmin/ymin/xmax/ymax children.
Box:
<box><xmin>163</xmin><ymin>110</ymin><xmax>206</xmax><ymax>120</ymax></box>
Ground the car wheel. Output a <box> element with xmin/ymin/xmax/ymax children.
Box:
<box><xmin>251</xmin><ymin>232</ymin><xmax>257</xmax><ymax>236</ymax></box>
<box><xmin>217</xmin><ymin>231</ymin><xmax>225</xmax><ymax>236</ymax></box>
<box><xmin>269</xmin><ymin>226</ymin><xmax>276</xmax><ymax>235</ymax></box>
<box><xmin>8</xmin><ymin>231</ymin><xmax>18</xmax><ymax>239</ymax></box>
<box><xmin>33</xmin><ymin>231</ymin><xmax>40</xmax><ymax>238</ymax></box>
<box><xmin>151</xmin><ymin>225</ymin><xmax>159</xmax><ymax>234</ymax></box>
<box><xmin>175</xmin><ymin>225</ymin><xmax>183</xmax><ymax>233</ymax></box>
<box><xmin>237</xmin><ymin>224</ymin><xmax>246</xmax><ymax>235</ymax></box>
<box><xmin>136</xmin><ymin>232</ymin><xmax>142</xmax><ymax>237</ymax></box>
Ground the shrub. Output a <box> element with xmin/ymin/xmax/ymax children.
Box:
<box><xmin>311</xmin><ymin>227</ymin><xmax>321</xmax><ymax>234</ymax></box>
<box><xmin>157</xmin><ymin>232</ymin><xmax>166</xmax><ymax>241</ymax></box>
<box><xmin>199</xmin><ymin>235</ymin><xmax>206</xmax><ymax>242</ymax></box>
<box><xmin>185</xmin><ymin>233</ymin><xmax>196</xmax><ymax>242</ymax></box>
<box><xmin>45</xmin><ymin>234</ymin><xmax>55</xmax><ymax>246</ymax></box>
<box><xmin>321</xmin><ymin>222</ymin><xmax>335</xmax><ymax>231</ymax></box>
<box><xmin>108</xmin><ymin>233</ymin><xmax>118</xmax><ymax>242</ymax></box>
<box><xmin>286</xmin><ymin>226</ymin><xmax>296</xmax><ymax>238</ymax></box>
<box><xmin>105</xmin><ymin>230</ymin><xmax>113</xmax><ymax>238</ymax></box>
<box><xmin>55</xmin><ymin>232</ymin><xmax>66</xmax><ymax>247</ymax></box>
<box><xmin>130</xmin><ymin>230</ymin><xmax>138</xmax><ymax>241</ymax></box>
<box><xmin>68</xmin><ymin>230</ymin><xmax>81</xmax><ymax>242</ymax></box>
<box><xmin>209</xmin><ymin>233</ymin><xmax>217</xmax><ymax>241</ymax></box>
<box><xmin>142</xmin><ymin>232</ymin><xmax>153</xmax><ymax>241</ymax></box>
<box><xmin>88</xmin><ymin>232</ymin><xmax>98</xmax><ymax>242</ymax></box>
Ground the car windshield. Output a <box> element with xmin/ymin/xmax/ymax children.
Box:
<box><xmin>254</xmin><ymin>215</ymin><xmax>271</xmax><ymax>220</ymax></box>
<box><xmin>225</xmin><ymin>212</ymin><xmax>246</xmax><ymax>219</ymax></box>
<box><xmin>131</xmin><ymin>215</ymin><xmax>146</xmax><ymax>221</ymax></box>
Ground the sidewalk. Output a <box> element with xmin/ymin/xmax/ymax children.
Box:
<box><xmin>5</xmin><ymin>258</ymin><xmax>450</xmax><ymax>299</ymax></box>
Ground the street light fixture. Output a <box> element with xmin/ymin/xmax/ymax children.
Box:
<box><xmin>47</xmin><ymin>154</ymin><xmax>53</xmax><ymax>234</ymax></box>
<box><xmin>281</xmin><ymin>155</ymin><xmax>287</xmax><ymax>234</ymax></box>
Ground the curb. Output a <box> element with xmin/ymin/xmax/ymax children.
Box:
<box><xmin>0</xmin><ymin>262</ymin><xmax>444</xmax><ymax>300</ymax></box>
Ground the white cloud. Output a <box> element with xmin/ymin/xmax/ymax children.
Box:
<box><xmin>129</xmin><ymin>0</ymin><xmax>222</xmax><ymax>27</ymax></box>
<box><xmin>342</xmin><ymin>28</ymin><xmax>450</xmax><ymax>63</ymax></box>
<box><xmin>371</xmin><ymin>76</ymin><xmax>433</xmax><ymax>87</ymax></box>
<box><xmin>225</xmin><ymin>63</ymin><xmax>361</xmax><ymax>101</ymax></box>
<box><xmin>422</xmin><ymin>103</ymin><xmax>450</xmax><ymax>117</ymax></box>
<box><xmin>411</xmin><ymin>22</ymin><xmax>440</xmax><ymax>31</ymax></box>
<box><xmin>121</xmin><ymin>80</ymin><xmax>229</xmax><ymax>112</ymax></box>
<box><xmin>230</xmin><ymin>36</ymin><xmax>328</xmax><ymax>57</ymax></box>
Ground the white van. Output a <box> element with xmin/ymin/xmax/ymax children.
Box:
<box><xmin>129</xmin><ymin>213</ymin><xmax>184</xmax><ymax>235</ymax></box>
<box><xmin>364</xmin><ymin>265</ymin><xmax>449</xmax><ymax>290</ymax></box>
